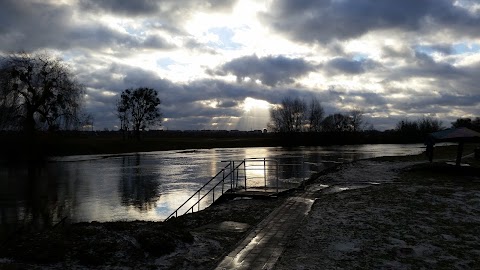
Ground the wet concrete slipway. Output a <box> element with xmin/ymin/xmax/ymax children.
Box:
<box><xmin>215</xmin><ymin>189</ymin><xmax>316</xmax><ymax>269</ymax></box>
<box><xmin>0</xmin><ymin>144</ymin><xmax>425</xmax><ymax>243</ymax></box>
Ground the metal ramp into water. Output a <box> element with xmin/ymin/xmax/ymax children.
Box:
<box><xmin>165</xmin><ymin>157</ymin><xmax>306</xmax><ymax>221</ymax></box>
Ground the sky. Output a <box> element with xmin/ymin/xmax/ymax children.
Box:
<box><xmin>1</xmin><ymin>0</ymin><xmax>479</xmax><ymax>131</ymax></box>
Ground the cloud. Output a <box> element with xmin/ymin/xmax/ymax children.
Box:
<box><xmin>79</xmin><ymin>0</ymin><xmax>238</xmax><ymax>18</ymax></box>
<box><xmin>0</xmin><ymin>0</ymin><xmax>178</xmax><ymax>53</ymax></box>
<box><xmin>213</xmin><ymin>55</ymin><xmax>317</xmax><ymax>86</ymax></box>
<box><xmin>261</xmin><ymin>0</ymin><xmax>480</xmax><ymax>44</ymax></box>
<box><xmin>326</xmin><ymin>57</ymin><xmax>381</xmax><ymax>75</ymax></box>
<box><xmin>78</xmin><ymin>0</ymin><xmax>160</xmax><ymax>16</ymax></box>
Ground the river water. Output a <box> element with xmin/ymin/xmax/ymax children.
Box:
<box><xmin>0</xmin><ymin>144</ymin><xmax>424</xmax><ymax>239</ymax></box>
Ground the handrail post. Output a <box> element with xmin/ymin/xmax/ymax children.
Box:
<box><xmin>222</xmin><ymin>177</ymin><xmax>224</xmax><ymax>194</ymax></box>
<box><xmin>221</xmin><ymin>169</ymin><xmax>225</xmax><ymax>196</ymax></box>
<box><xmin>302</xmin><ymin>156</ymin><xmax>305</xmax><ymax>190</ymax></box>
<box><xmin>264</xmin><ymin>158</ymin><xmax>266</xmax><ymax>189</ymax></box>
<box><xmin>244</xmin><ymin>159</ymin><xmax>247</xmax><ymax>191</ymax></box>
<box><xmin>198</xmin><ymin>192</ymin><xmax>200</xmax><ymax>211</ymax></box>
<box><xmin>276</xmin><ymin>160</ymin><xmax>279</xmax><ymax>193</ymax></box>
<box><xmin>231</xmin><ymin>161</ymin><xmax>234</xmax><ymax>191</ymax></box>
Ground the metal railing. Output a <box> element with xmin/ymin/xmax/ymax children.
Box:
<box><xmin>165</xmin><ymin>160</ymin><xmax>245</xmax><ymax>221</ymax></box>
<box><xmin>165</xmin><ymin>156</ymin><xmax>306</xmax><ymax>221</ymax></box>
<box><xmin>242</xmin><ymin>156</ymin><xmax>306</xmax><ymax>191</ymax></box>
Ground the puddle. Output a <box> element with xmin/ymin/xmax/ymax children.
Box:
<box><xmin>322</xmin><ymin>184</ymin><xmax>371</xmax><ymax>194</ymax></box>
<box><xmin>198</xmin><ymin>221</ymin><xmax>251</xmax><ymax>233</ymax></box>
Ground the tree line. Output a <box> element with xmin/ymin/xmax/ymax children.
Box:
<box><xmin>268</xmin><ymin>97</ymin><xmax>369</xmax><ymax>133</ymax></box>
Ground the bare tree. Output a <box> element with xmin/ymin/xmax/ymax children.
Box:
<box><xmin>418</xmin><ymin>117</ymin><xmax>443</xmax><ymax>133</ymax></box>
<box><xmin>349</xmin><ymin>109</ymin><xmax>366</xmax><ymax>132</ymax></box>
<box><xmin>0</xmin><ymin>66</ymin><xmax>20</xmax><ymax>130</ymax></box>
<box><xmin>269</xmin><ymin>97</ymin><xmax>307</xmax><ymax>132</ymax></box>
<box><xmin>308</xmin><ymin>97</ymin><xmax>324</xmax><ymax>132</ymax></box>
<box><xmin>117</xmin><ymin>98</ymin><xmax>130</xmax><ymax>139</ymax></box>
<box><xmin>0</xmin><ymin>52</ymin><xmax>84</xmax><ymax>133</ymax></box>
<box><xmin>322</xmin><ymin>113</ymin><xmax>352</xmax><ymax>132</ymax></box>
<box><xmin>395</xmin><ymin>119</ymin><xmax>418</xmax><ymax>134</ymax></box>
<box><xmin>452</xmin><ymin>118</ymin><xmax>472</xmax><ymax>129</ymax></box>
<box><xmin>116</xmin><ymin>87</ymin><xmax>162</xmax><ymax>140</ymax></box>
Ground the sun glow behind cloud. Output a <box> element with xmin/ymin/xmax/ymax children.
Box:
<box><xmin>243</xmin><ymin>97</ymin><xmax>271</xmax><ymax>113</ymax></box>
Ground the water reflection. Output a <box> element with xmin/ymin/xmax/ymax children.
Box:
<box><xmin>119</xmin><ymin>155</ymin><xmax>160</xmax><ymax>212</ymax></box>
<box><xmin>0</xmin><ymin>162</ymin><xmax>71</xmax><ymax>241</ymax></box>
<box><xmin>1</xmin><ymin>144</ymin><xmax>425</xmax><ymax>238</ymax></box>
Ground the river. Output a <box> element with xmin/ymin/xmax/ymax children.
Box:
<box><xmin>0</xmin><ymin>144</ymin><xmax>425</xmax><ymax>239</ymax></box>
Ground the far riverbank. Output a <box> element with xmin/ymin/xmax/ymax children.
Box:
<box><xmin>1</xmin><ymin>130</ymin><xmax>431</xmax><ymax>161</ymax></box>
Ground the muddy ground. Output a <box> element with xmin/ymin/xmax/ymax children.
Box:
<box><xmin>0</xmin><ymin>195</ymin><xmax>286</xmax><ymax>269</ymax></box>
<box><xmin>275</xmin><ymin>160</ymin><xmax>480</xmax><ymax>269</ymax></box>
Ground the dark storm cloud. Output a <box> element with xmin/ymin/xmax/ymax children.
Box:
<box><xmin>384</xmin><ymin>50</ymin><xmax>466</xmax><ymax>83</ymax></box>
<box><xmin>0</xmin><ymin>0</ymin><xmax>176</xmax><ymax>52</ymax></box>
<box><xmin>262</xmin><ymin>0</ymin><xmax>480</xmax><ymax>44</ymax></box>
<box><xmin>381</xmin><ymin>45</ymin><xmax>413</xmax><ymax>59</ymax></box>
<box><xmin>0</xmin><ymin>0</ymin><xmax>73</xmax><ymax>51</ymax></box>
<box><xmin>213</xmin><ymin>55</ymin><xmax>317</xmax><ymax>86</ymax></box>
<box><xmin>79</xmin><ymin>0</ymin><xmax>237</xmax><ymax>17</ymax></box>
<box><xmin>217</xmin><ymin>100</ymin><xmax>239</xmax><ymax>108</ymax></box>
<box><xmin>326</xmin><ymin>57</ymin><xmax>381</xmax><ymax>75</ymax></box>
<box><xmin>79</xmin><ymin>0</ymin><xmax>160</xmax><ymax>16</ymax></box>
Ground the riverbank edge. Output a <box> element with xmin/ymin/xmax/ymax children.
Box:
<box><xmin>0</xmin><ymin>130</ymin><xmax>431</xmax><ymax>162</ymax></box>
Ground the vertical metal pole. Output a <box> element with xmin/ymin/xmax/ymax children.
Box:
<box><xmin>264</xmin><ymin>158</ymin><xmax>267</xmax><ymax>189</ymax></box>
<box><xmin>231</xmin><ymin>161</ymin><xmax>234</xmax><ymax>190</ymax></box>
<box><xmin>302</xmin><ymin>156</ymin><xmax>305</xmax><ymax>190</ymax></box>
<box><xmin>276</xmin><ymin>160</ymin><xmax>279</xmax><ymax>193</ymax></box>
<box><xmin>198</xmin><ymin>192</ymin><xmax>200</xmax><ymax>211</ymax></box>
<box><xmin>237</xmin><ymin>163</ymin><xmax>239</xmax><ymax>188</ymax></box>
<box><xmin>222</xmin><ymin>169</ymin><xmax>225</xmax><ymax>192</ymax></box>
<box><xmin>244</xmin><ymin>159</ymin><xmax>247</xmax><ymax>191</ymax></box>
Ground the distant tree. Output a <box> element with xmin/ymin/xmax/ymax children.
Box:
<box><xmin>116</xmin><ymin>87</ymin><xmax>162</xmax><ymax>140</ymax></box>
<box><xmin>395</xmin><ymin>119</ymin><xmax>419</xmax><ymax>135</ymax></box>
<box><xmin>269</xmin><ymin>96</ymin><xmax>325</xmax><ymax>133</ymax></box>
<box><xmin>307</xmin><ymin>97</ymin><xmax>324</xmax><ymax>132</ymax></box>
<box><xmin>395</xmin><ymin>117</ymin><xmax>443</xmax><ymax>139</ymax></box>
<box><xmin>77</xmin><ymin>113</ymin><xmax>94</xmax><ymax>131</ymax></box>
<box><xmin>269</xmin><ymin>97</ymin><xmax>307</xmax><ymax>132</ymax></box>
<box><xmin>418</xmin><ymin>117</ymin><xmax>443</xmax><ymax>134</ymax></box>
<box><xmin>0</xmin><ymin>66</ymin><xmax>19</xmax><ymax>130</ymax></box>
<box><xmin>117</xmin><ymin>97</ymin><xmax>130</xmax><ymax>139</ymax></box>
<box><xmin>348</xmin><ymin>109</ymin><xmax>367</xmax><ymax>132</ymax></box>
<box><xmin>0</xmin><ymin>52</ymin><xmax>84</xmax><ymax>133</ymax></box>
<box><xmin>322</xmin><ymin>113</ymin><xmax>352</xmax><ymax>132</ymax></box>
<box><xmin>473</xmin><ymin>117</ymin><xmax>480</xmax><ymax>131</ymax></box>
<box><xmin>452</xmin><ymin>118</ymin><xmax>472</xmax><ymax>129</ymax></box>
<box><xmin>452</xmin><ymin>117</ymin><xmax>480</xmax><ymax>131</ymax></box>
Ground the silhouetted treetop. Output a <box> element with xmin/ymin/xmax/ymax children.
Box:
<box><xmin>0</xmin><ymin>52</ymin><xmax>85</xmax><ymax>133</ymax></box>
<box><xmin>116</xmin><ymin>87</ymin><xmax>162</xmax><ymax>140</ymax></box>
